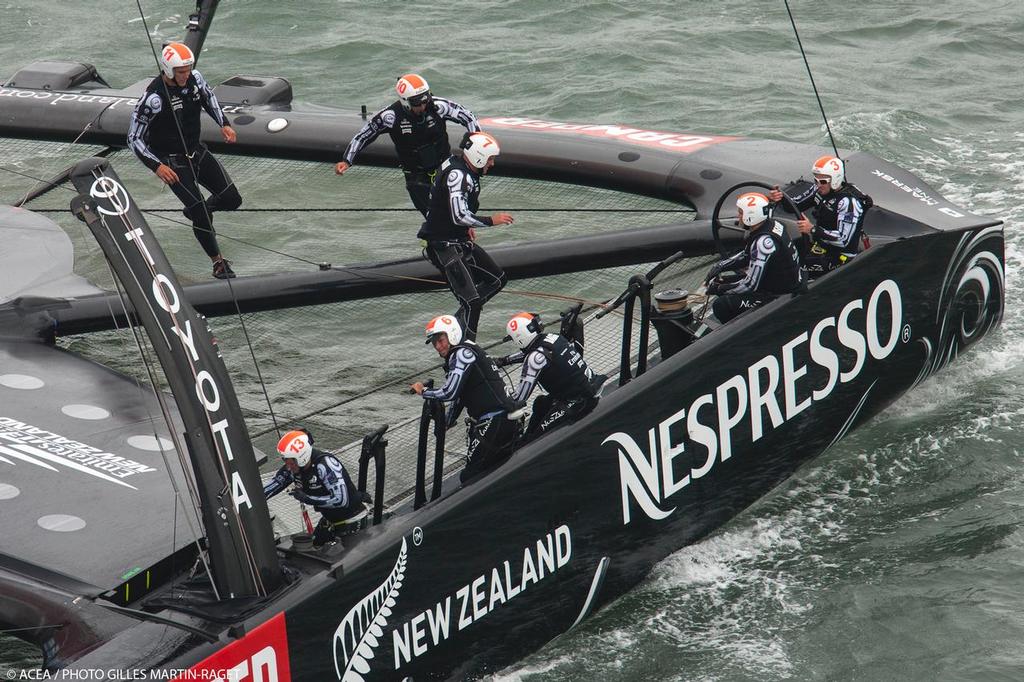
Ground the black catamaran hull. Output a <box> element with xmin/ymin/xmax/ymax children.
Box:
<box><xmin>2</xmin><ymin>27</ymin><xmax>1005</xmax><ymax>679</ymax></box>
<box><xmin>161</xmin><ymin>223</ymin><xmax>1002</xmax><ymax>680</ymax></box>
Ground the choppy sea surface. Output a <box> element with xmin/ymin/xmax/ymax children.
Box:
<box><xmin>2</xmin><ymin>1</ymin><xmax>1023</xmax><ymax>680</ymax></box>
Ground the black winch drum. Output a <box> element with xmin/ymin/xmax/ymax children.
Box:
<box><xmin>651</xmin><ymin>289</ymin><xmax>695</xmax><ymax>359</ymax></box>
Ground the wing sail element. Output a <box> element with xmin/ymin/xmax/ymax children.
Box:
<box><xmin>68</xmin><ymin>157</ymin><xmax>282</xmax><ymax>598</ymax></box>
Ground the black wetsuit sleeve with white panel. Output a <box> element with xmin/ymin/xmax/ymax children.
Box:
<box><xmin>263</xmin><ymin>465</ymin><xmax>296</xmax><ymax>499</ymax></box>
<box><xmin>343</xmin><ymin>98</ymin><xmax>480</xmax><ymax>172</ymax></box>
<box><xmin>422</xmin><ymin>342</ymin><xmax>512</xmax><ymax>419</ymax></box>
<box><xmin>814</xmin><ymin>188</ymin><xmax>869</xmax><ymax>253</ymax></box>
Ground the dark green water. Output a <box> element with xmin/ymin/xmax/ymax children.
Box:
<box><xmin>2</xmin><ymin>1</ymin><xmax>1023</xmax><ymax>680</ymax></box>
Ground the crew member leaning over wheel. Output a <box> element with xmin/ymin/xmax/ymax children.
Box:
<box><xmin>127</xmin><ymin>42</ymin><xmax>241</xmax><ymax>280</ymax></box>
<box><xmin>412</xmin><ymin>315</ymin><xmax>519</xmax><ymax>484</ymax></box>
<box><xmin>768</xmin><ymin>155</ymin><xmax>873</xmax><ymax>276</ymax></box>
<box><xmin>497</xmin><ymin>312</ymin><xmax>606</xmax><ymax>442</ymax></box>
<box><xmin>335</xmin><ymin>73</ymin><xmax>482</xmax><ymax>217</ymax></box>
<box><xmin>263</xmin><ymin>429</ymin><xmax>368</xmax><ymax>547</ymax></box>
<box><xmin>705</xmin><ymin>192</ymin><xmax>807</xmax><ymax>324</ymax></box>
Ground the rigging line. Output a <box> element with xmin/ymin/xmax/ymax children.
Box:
<box><xmin>137</xmin><ymin>207</ymin><xmax>325</xmax><ymax>266</ymax></box>
<box><xmin>251</xmin><ymin>311</ymin><xmax>582</xmax><ymax>438</ymax></box>
<box><xmin>2</xmin><ymin>159</ymin><xmax>639</xmax><ymax>314</ymax></box>
<box><xmin>783</xmin><ymin>0</ymin><xmax>840</xmax><ymax>158</ymax></box>
<box><xmin>0</xmin><ymin>625</ymin><xmax>66</xmax><ymax>634</ymax></box>
<box><xmin>131</xmin><ymin>8</ymin><xmax>281</xmax><ymax>582</ymax></box>
<box><xmin>86</xmin><ymin>167</ymin><xmax>265</xmax><ymax>597</ymax></box>
<box><xmin>110</xmin><ymin>177</ymin><xmax>270</xmax><ymax>598</ymax></box>
<box><xmin>134</xmin><ymin>208</ymin><xmax>631</xmax><ymax>313</ymax></box>
<box><xmin>76</xmin><ymin>212</ymin><xmax>206</xmax><ymax>520</ymax></box>
<box><xmin>132</xmin><ymin>207</ymin><xmax>694</xmax><ymax>213</ymax></box>
<box><xmin>88</xmin><ymin>210</ymin><xmax>221</xmax><ymax>601</ymax></box>
<box><xmin>133</xmin><ymin>0</ymin><xmax>231</xmax><ymax>278</ymax></box>
<box><xmin>14</xmin><ymin>101</ymin><xmax>121</xmax><ymax>207</ymax></box>
<box><xmin>223</xmin><ymin>274</ymin><xmax>281</xmax><ymax>438</ymax></box>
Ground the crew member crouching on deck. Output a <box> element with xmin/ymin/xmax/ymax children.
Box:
<box><xmin>127</xmin><ymin>42</ymin><xmax>241</xmax><ymax>280</ymax></box>
<box><xmin>498</xmin><ymin>313</ymin><xmax>606</xmax><ymax>441</ymax></box>
<box><xmin>412</xmin><ymin>315</ymin><xmax>519</xmax><ymax>484</ymax></box>
<box><xmin>264</xmin><ymin>429</ymin><xmax>367</xmax><ymax>546</ymax></box>
<box><xmin>705</xmin><ymin>192</ymin><xmax>806</xmax><ymax>324</ymax></box>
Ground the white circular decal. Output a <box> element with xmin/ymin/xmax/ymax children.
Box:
<box><xmin>61</xmin><ymin>404</ymin><xmax>111</xmax><ymax>420</ymax></box>
<box><xmin>0</xmin><ymin>374</ymin><xmax>45</xmax><ymax>390</ymax></box>
<box><xmin>38</xmin><ymin>514</ymin><xmax>87</xmax><ymax>532</ymax></box>
<box><xmin>127</xmin><ymin>435</ymin><xmax>175</xmax><ymax>452</ymax></box>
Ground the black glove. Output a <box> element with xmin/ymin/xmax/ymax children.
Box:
<box><xmin>704</xmin><ymin>262</ymin><xmax>724</xmax><ymax>284</ymax></box>
<box><xmin>289</xmin><ymin>489</ymin><xmax>313</xmax><ymax>505</ymax></box>
<box><xmin>495</xmin><ymin>355</ymin><xmax>511</xmax><ymax>368</ymax></box>
<box><xmin>706</xmin><ymin>280</ymin><xmax>722</xmax><ymax>296</ymax></box>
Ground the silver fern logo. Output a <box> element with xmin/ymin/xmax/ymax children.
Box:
<box><xmin>333</xmin><ymin>538</ymin><xmax>408</xmax><ymax>681</ymax></box>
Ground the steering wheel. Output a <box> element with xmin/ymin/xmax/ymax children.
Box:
<box><xmin>711</xmin><ymin>181</ymin><xmax>803</xmax><ymax>258</ymax></box>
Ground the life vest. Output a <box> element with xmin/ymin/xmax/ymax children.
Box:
<box><xmin>385</xmin><ymin>100</ymin><xmax>452</xmax><ymax>172</ymax></box>
<box><xmin>812</xmin><ymin>183</ymin><xmax>873</xmax><ymax>259</ymax></box>
<box><xmin>531</xmin><ymin>334</ymin><xmax>598</xmax><ymax>400</ymax></box>
<box><xmin>750</xmin><ymin>220</ymin><xmax>806</xmax><ymax>294</ymax></box>
<box><xmin>449</xmin><ymin>341</ymin><xmax>514</xmax><ymax>419</ymax></box>
<box><xmin>300</xmin><ymin>449</ymin><xmax>360</xmax><ymax>513</ymax></box>
<box><xmin>143</xmin><ymin>75</ymin><xmax>204</xmax><ymax>158</ymax></box>
<box><xmin>419</xmin><ymin>155</ymin><xmax>481</xmax><ymax>241</ymax></box>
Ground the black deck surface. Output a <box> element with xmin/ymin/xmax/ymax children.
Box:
<box><xmin>0</xmin><ymin>340</ymin><xmax>198</xmax><ymax>591</ymax></box>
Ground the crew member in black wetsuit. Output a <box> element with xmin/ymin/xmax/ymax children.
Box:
<box><xmin>417</xmin><ymin>132</ymin><xmax>514</xmax><ymax>341</ymax></box>
<box><xmin>263</xmin><ymin>429</ymin><xmax>367</xmax><ymax>546</ymax></box>
<box><xmin>411</xmin><ymin>315</ymin><xmax>518</xmax><ymax>484</ymax></box>
<box><xmin>768</xmin><ymin>155</ymin><xmax>873</xmax><ymax>277</ymax></box>
<box><xmin>127</xmin><ymin>42</ymin><xmax>241</xmax><ymax>279</ymax></box>
<box><xmin>705</xmin><ymin>192</ymin><xmax>807</xmax><ymax>323</ymax></box>
<box><xmin>335</xmin><ymin>73</ymin><xmax>481</xmax><ymax>216</ymax></box>
<box><xmin>499</xmin><ymin>312</ymin><xmax>606</xmax><ymax>441</ymax></box>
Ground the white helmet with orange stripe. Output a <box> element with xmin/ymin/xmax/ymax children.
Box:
<box><xmin>736</xmin><ymin>192</ymin><xmax>772</xmax><ymax>227</ymax></box>
<box><xmin>462</xmin><ymin>132</ymin><xmax>500</xmax><ymax>170</ymax></box>
<box><xmin>277</xmin><ymin>430</ymin><xmax>313</xmax><ymax>468</ymax></box>
<box><xmin>396</xmin><ymin>73</ymin><xmax>431</xmax><ymax>110</ymax></box>
<box><xmin>425</xmin><ymin>314</ymin><xmax>463</xmax><ymax>346</ymax></box>
<box><xmin>506</xmin><ymin>312</ymin><xmax>542</xmax><ymax>349</ymax></box>
<box><xmin>812</xmin><ymin>155</ymin><xmax>845</xmax><ymax>191</ymax></box>
<box><xmin>159</xmin><ymin>42</ymin><xmax>195</xmax><ymax>80</ymax></box>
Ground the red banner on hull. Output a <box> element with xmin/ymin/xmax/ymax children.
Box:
<box><xmin>173</xmin><ymin>612</ymin><xmax>291</xmax><ymax>682</ymax></box>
